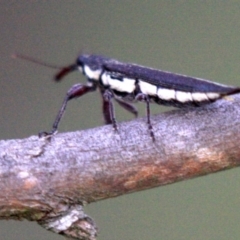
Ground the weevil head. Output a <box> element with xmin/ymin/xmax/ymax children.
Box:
<box><xmin>55</xmin><ymin>54</ymin><xmax>109</xmax><ymax>82</ymax></box>
<box><xmin>76</xmin><ymin>54</ymin><xmax>109</xmax><ymax>81</ymax></box>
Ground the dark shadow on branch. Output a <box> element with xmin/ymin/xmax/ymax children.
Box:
<box><xmin>1</xmin><ymin>94</ymin><xmax>240</xmax><ymax>239</ymax></box>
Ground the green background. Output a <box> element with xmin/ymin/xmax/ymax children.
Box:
<box><xmin>1</xmin><ymin>1</ymin><xmax>240</xmax><ymax>240</ymax></box>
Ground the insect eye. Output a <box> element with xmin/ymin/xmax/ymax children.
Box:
<box><xmin>75</xmin><ymin>57</ymin><xmax>84</xmax><ymax>73</ymax></box>
<box><xmin>76</xmin><ymin>57</ymin><xmax>83</xmax><ymax>67</ymax></box>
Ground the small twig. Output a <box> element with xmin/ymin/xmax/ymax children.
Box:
<box><xmin>1</xmin><ymin>95</ymin><xmax>240</xmax><ymax>239</ymax></box>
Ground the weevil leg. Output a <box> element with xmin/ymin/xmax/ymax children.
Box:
<box><xmin>115</xmin><ymin>99</ymin><xmax>138</xmax><ymax>118</ymax></box>
<box><xmin>102</xmin><ymin>89</ymin><xmax>118</xmax><ymax>132</ymax></box>
<box><xmin>136</xmin><ymin>93</ymin><xmax>155</xmax><ymax>141</ymax></box>
<box><xmin>39</xmin><ymin>83</ymin><xmax>96</xmax><ymax>137</ymax></box>
<box><xmin>99</xmin><ymin>88</ymin><xmax>138</xmax><ymax>125</ymax></box>
<box><xmin>99</xmin><ymin>88</ymin><xmax>112</xmax><ymax>125</ymax></box>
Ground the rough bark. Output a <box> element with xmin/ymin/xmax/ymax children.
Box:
<box><xmin>1</xmin><ymin>95</ymin><xmax>240</xmax><ymax>239</ymax></box>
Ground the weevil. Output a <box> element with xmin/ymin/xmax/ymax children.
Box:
<box><xmin>14</xmin><ymin>54</ymin><xmax>240</xmax><ymax>141</ymax></box>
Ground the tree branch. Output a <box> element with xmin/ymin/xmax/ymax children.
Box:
<box><xmin>1</xmin><ymin>95</ymin><xmax>240</xmax><ymax>239</ymax></box>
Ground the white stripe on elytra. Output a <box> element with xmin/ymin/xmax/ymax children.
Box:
<box><xmin>157</xmin><ymin>88</ymin><xmax>221</xmax><ymax>103</ymax></box>
<box><xmin>191</xmin><ymin>92</ymin><xmax>209</xmax><ymax>102</ymax></box>
<box><xmin>101</xmin><ymin>72</ymin><xmax>136</xmax><ymax>93</ymax></box>
<box><xmin>175</xmin><ymin>91</ymin><xmax>193</xmax><ymax>103</ymax></box>
<box><xmin>157</xmin><ymin>88</ymin><xmax>175</xmax><ymax>100</ymax></box>
<box><xmin>206</xmin><ymin>92</ymin><xmax>220</xmax><ymax>100</ymax></box>
<box><xmin>139</xmin><ymin>80</ymin><xmax>157</xmax><ymax>96</ymax></box>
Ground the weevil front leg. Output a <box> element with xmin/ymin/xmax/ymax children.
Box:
<box><xmin>39</xmin><ymin>83</ymin><xmax>96</xmax><ymax>137</ymax></box>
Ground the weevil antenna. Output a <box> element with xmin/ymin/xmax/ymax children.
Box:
<box><xmin>12</xmin><ymin>53</ymin><xmax>77</xmax><ymax>82</ymax></box>
<box><xmin>12</xmin><ymin>53</ymin><xmax>63</xmax><ymax>69</ymax></box>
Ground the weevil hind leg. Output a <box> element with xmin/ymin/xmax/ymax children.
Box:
<box><xmin>39</xmin><ymin>83</ymin><xmax>96</xmax><ymax>138</ymax></box>
<box><xmin>136</xmin><ymin>93</ymin><xmax>155</xmax><ymax>142</ymax></box>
